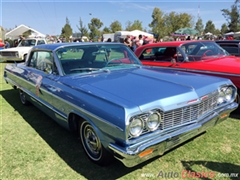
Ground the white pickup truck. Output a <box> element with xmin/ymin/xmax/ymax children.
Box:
<box><xmin>0</xmin><ymin>38</ymin><xmax>47</xmax><ymax>61</ymax></box>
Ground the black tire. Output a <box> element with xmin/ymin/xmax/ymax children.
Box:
<box><xmin>23</xmin><ymin>54</ymin><xmax>27</xmax><ymax>62</ymax></box>
<box><xmin>19</xmin><ymin>90</ymin><xmax>30</xmax><ymax>105</ymax></box>
<box><xmin>80</xmin><ymin>121</ymin><xmax>113</xmax><ymax>166</ymax></box>
<box><xmin>234</xmin><ymin>89</ymin><xmax>240</xmax><ymax>113</ymax></box>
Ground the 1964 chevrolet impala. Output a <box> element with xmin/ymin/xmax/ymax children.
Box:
<box><xmin>4</xmin><ymin>42</ymin><xmax>238</xmax><ymax>167</ymax></box>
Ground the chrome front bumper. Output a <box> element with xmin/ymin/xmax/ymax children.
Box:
<box><xmin>0</xmin><ymin>55</ymin><xmax>22</xmax><ymax>61</ymax></box>
<box><xmin>109</xmin><ymin>102</ymin><xmax>238</xmax><ymax>167</ymax></box>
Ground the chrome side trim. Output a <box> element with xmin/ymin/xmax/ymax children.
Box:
<box><xmin>5</xmin><ymin>75</ymin><xmax>124</xmax><ymax>132</ymax></box>
<box><xmin>154</xmin><ymin>66</ymin><xmax>240</xmax><ymax>77</ymax></box>
<box><xmin>5</xmin><ymin>76</ymin><xmax>68</xmax><ymax>119</ymax></box>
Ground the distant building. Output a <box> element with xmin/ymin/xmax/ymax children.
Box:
<box><xmin>4</xmin><ymin>24</ymin><xmax>45</xmax><ymax>39</ymax></box>
<box><xmin>72</xmin><ymin>32</ymin><xmax>82</xmax><ymax>38</ymax></box>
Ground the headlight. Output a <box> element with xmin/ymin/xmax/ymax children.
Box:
<box><xmin>217</xmin><ymin>86</ymin><xmax>235</xmax><ymax>105</ymax></box>
<box><xmin>225</xmin><ymin>87</ymin><xmax>233</xmax><ymax>101</ymax></box>
<box><xmin>129</xmin><ymin>118</ymin><xmax>143</xmax><ymax>137</ymax></box>
<box><xmin>146</xmin><ymin>111</ymin><xmax>161</xmax><ymax>131</ymax></box>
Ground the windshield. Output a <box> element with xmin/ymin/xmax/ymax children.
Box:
<box><xmin>180</xmin><ymin>41</ymin><xmax>230</xmax><ymax>61</ymax></box>
<box><xmin>18</xmin><ymin>39</ymin><xmax>36</xmax><ymax>47</ymax></box>
<box><xmin>56</xmin><ymin>43</ymin><xmax>142</xmax><ymax>75</ymax></box>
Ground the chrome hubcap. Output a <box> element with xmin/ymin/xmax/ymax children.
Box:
<box><xmin>20</xmin><ymin>91</ymin><xmax>26</xmax><ymax>103</ymax></box>
<box><xmin>84</xmin><ymin>124</ymin><xmax>101</xmax><ymax>156</ymax></box>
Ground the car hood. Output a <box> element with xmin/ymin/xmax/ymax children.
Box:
<box><xmin>184</xmin><ymin>55</ymin><xmax>240</xmax><ymax>74</ymax></box>
<box><xmin>0</xmin><ymin>47</ymin><xmax>32</xmax><ymax>52</ymax></box>
<box><xmin>60</xmin><ymin>67</ymin><xmax>226</xmax><ymax>111</ymax></box>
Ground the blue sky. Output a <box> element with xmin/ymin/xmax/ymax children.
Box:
<box><xmin>0</xmin><ymin>0</ymin><xmax>235</xmax><ymax>35</ymax></box>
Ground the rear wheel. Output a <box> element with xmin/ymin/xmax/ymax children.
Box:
<box><xmin>19</xmin><ymin>90</ymin><xmax>30</xmax><ymax>105</ymax></box>
<box><xmin>80</xmin><ymin>121</ymin><xmax>112</xmax><ymax>166</ymax></box>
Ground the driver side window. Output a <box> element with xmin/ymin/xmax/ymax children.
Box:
<box><xmin>29</xmin><ymin>51</ymin><xmax>56</xmax><ymax>74</ymax></box>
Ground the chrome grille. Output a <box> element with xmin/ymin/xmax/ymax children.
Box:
<box><xmin>161</xmin><ymin>92</ymin><xmax>218</xmax><ymax>130</ymax></box>
<box><xmin>128</xmin><ymin>91</ymin><xmax>219</xmax><ymax>139</ymax></box>
<box><xmin>0</xmin><ymin>51</ymin><xmax>18</xmax><ymax>57</ymax></box>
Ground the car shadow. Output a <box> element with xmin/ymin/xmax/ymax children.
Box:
<box><xmin>1</xmin><ymin>88</ymin><xmax>160</xmax><ymax>179</ymax></box>
<box><xmin>181</xmin><ymin>160</ymin><xmax>240</xmax><ymax>180</ymax></box>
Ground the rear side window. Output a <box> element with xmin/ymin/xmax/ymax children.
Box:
<box><xmin>218</xmin><ymin>44</ymin><xmax>239</xmax><ymax>56</ymax></box>
<box><xmin>37</xmin><ymin>40</ymin><xmax>46</xmax><ymax>45</ymax></box>
<box><xmin>139</xmin><ymin>47</ymin><xmax>184</xmax><ymax>62</ymax></box>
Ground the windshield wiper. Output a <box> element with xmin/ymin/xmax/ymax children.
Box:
<box><xmin>70</xmin><ymin>68</ymin><xmax>100</xmax><ymax>72</ymax></box>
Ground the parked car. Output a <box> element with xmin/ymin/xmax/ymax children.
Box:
<box><xmin>215</xmin><ymin>40</ymin><xmax>240</xmax><ymax>56</ymax></box>
<box><xmin>0</xmin><ymin>37</ymin><xmax>47</xmax><ymax>61</ymax></box>
<box><xmin>135</xmin><ymin>40</ymin><xmax>240</xmax><ymax>93</ymax></box>
<box><xmin>4</xmin><ymin>42</ymin><xmax>238</xmax><ymax>167</ymax></box>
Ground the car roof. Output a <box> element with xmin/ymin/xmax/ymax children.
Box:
<box><xmin>215</xmin><ymin>40</ymin><xmax>240</xmax><ymax>44</ymax></box>
<box><xmin>32</xmin><ymin>42</ymin><xmax>123</xmax><ymax>51</ymax></box>
<box><xmin>141</xmin><ymin>40</ymin><xmax>214</xmax><ymax>47</ymax></box>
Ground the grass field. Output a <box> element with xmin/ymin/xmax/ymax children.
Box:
<box><xmin>1</xmin><ymin>62</ymin><xmax>240</xmax><ymax>180</ymax></box>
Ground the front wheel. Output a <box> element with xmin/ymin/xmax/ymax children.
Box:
<box><xmin>80</xmin><ymin>121</ymin><xmax>113</xmax><ymax>166</ymax></box>
<box><xmin>23</xmin><ymin>54</ymin><xmax>27</xmax><ymax>62</ymax></box>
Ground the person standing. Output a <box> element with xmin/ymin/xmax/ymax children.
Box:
<box><xmin>136</xmin><ymin>34</ymin><xmax>143</xmax><ymax>48</ymax></box>
<box><xmin>124</xmin><ymin>37</ymin><xmax>132</xmax><ymax>49</ymax></box>
<box><xmin>131</xmin><ymin>36</ymin><xmax>137</xmax><ymax>52</ymax></box>
<box><xmin>4</xmin><ymin>40</ymin><xmax>10</xmax><ymax>48</ymax></box>
<box><xmin>106</xmin><ymin>38</ymin><xmax>112</xmax><ymax>42</ymax></box>
<box><xmin>0</xmin><ymin>40</ymin><xmax>4</xmax><ymax>49</ymax></box>
<box><xmin>18</xmin><ymin>35</ymin><xmax>25</xmax><ymax>43</ymax></box>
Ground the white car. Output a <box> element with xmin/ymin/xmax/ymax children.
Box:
<box><xmin>0</xmin><ymin>38</ymin><xmax>47</xmax><ymax>61</ymax></box>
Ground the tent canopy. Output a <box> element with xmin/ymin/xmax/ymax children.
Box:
<box><xmin>5</xmin><ymin>24</ymin><xmax>45</xmax><ymax>39</ymax></box>
<box><xmin>115</xmin><ymin>30</ymin><xmax>154</xmax><ymax>38</ymax></box>
<box><xmin>130</xmin><ymin>30</ymin><xmax>154</xmax><ymax>38</ymax></box>
<box><xmin>224</xmin><ymin>32</ymin><xmax>234</xmax><ymax>36</ymax></box>
<box><xmin>174</xmin><ymin>28</ymin><xmax>199</xmax><ymax>35</ymax></box>
<box><xmin>205</xmin><ymin>32</ymin><xmax>213</xmax><ymax>36</ymax></box>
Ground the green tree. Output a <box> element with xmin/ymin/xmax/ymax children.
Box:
<box><xmin>125</xmin><ymin>20</ymin><xmax>143</xmax><ymax>31</ymax></box>
<box><xmin>110</xmin><ymin>20</ymin><xmax>122</xmax><ymax>32</ymax></box>
<box><xmin>221</xmin><ymin>0</ymin><xmax>240</xmax><ymax>32</ymax></box>
<box><xmin>149</xmin><ymin>8</ymin><xmax>194</xmax><ymax>39</ymax></box>
<box><xmin>221</xmin><ymin>23</ymin><xmax>229</xmax><ymax>34</ymax></box>
<box><xmin>125</xmin><ymin>21</ymin><xmax>132</xmax><ymax>31</ymax></box>
<box><xmin>77</xmin><ymin>17</ymin><xmax>89</xmax><ymax>38</ymax></box>
<box><xmin>102</xmin><ymin>27</ymin><xmax>112</xmax><ymax>34</ymax></box>
<box><xmin>164</xmin><ymin>12</ymin><xmax>193</xmax><ymax>35</ymax></box>
<box><xmin>164</xmin><ymin>12</ymin><xmax>179</xmax><ymax>34</ymax></box>
<box><xmin>214</xmin><ymin>29</ymin><xmax>221</xmax><ymax>37</ymax></box>
<box><xmin>204</xmin><ymin>20</ymin><xmax>216</xmax><ymax>34</ymax></box>
<box><xmin>88</xmin><ymin>18</ymin><xmax>103</xmax><ymax>40</ymax></box>
<box><xmin>60</xmin><ymin>17</ymin><xmax>73</xmax><ymax>42</ymax></box>
<box><xmin>195</xmin><ymin>18</ymin><xmax>204</xmax><ymax>35</ymax></box>
<box><xmin>149</xmin><ymin>7</ymin><xmax>166</xmax><ymax>40</ymax></box>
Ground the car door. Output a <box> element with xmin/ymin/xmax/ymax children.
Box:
<box><xmin>25</xmin><ymin>50</ymin><xmax>58</xmax><ymax>105</ymax></box>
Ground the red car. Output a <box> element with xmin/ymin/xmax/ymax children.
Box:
<box><xmin>135</xmin><ymin>41</ymin><xmax>240</xmax><ymax>93</ymax></box>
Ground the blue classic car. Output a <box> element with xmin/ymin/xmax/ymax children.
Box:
<box><xmin>4</xmin><ymin>42</ymin><xmax>238</xmax><ymax>167</ymax></box>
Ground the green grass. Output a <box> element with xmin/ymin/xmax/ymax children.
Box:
<box><xmin>1</xmin><ymin>62</ymin><xmax>240</xmax><ymax>180</ymax></box>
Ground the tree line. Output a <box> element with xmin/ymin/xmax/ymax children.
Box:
<box><xmin>60</xmin><ymin>0</ymin><xmax>240</xmax><ymax>42</ymax></box>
